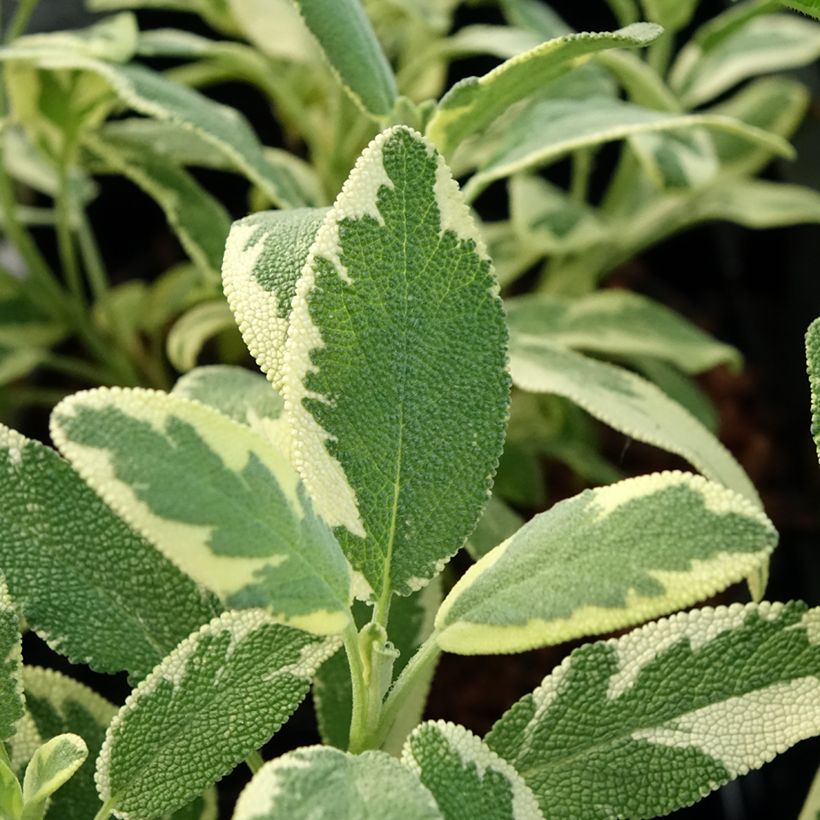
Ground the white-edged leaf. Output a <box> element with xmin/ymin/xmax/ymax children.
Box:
<box><xmin>0</xmin><ymin>577</ymin><xmax>23</xmax><ymax>745</ymax></box>
<box><xmin>808</xmin><ymin>318</ymin><xmax>820</xmax><ymax>465</ymax></box>
<box><xmin>232</xmin><ymin>746</ymin><xmax>441</xmax><ymax>819</ymax></box>
<box><xmin>426</xmin><ymin>23</ymin><xmax>660</xmax><ymax>157</ymax></box>
<box><xmin>166</xmin><ymin>301</ymin><xmax>237</xmax><ymax>372</ymax></box>
<box><xmin>282</xmin><ymin>126</ymin><xmax>510</xmax><ymax>601</ymax></box>
<box><xmin>403</xmin><ymin>721</ymin><xmax>544</xmax><ymax>820</ymax></box>
<box><xmin>21</xmin><ymin>734</ymin><xmax>87</xmax><ymax>820</ymax></box>
<box><xmin>436</xmin><ymin>472</ymin><xmax>777</xmax><ymax>654</ymax></box>
<box><xmin>0</xmin><ymin>424</ymin><xmax>218</xmax><ymax>680</ymax></box>
<box><xmin>97</xmin><ymin>610</ymin><xmax>338</xmax><ymax>819</ymax></box>
<box><xmin>50</xmin><ymin>387</ymin><xmax>351</xmax><ymax>635</ymax></box>
<box><xmin>506</xmin><ymin>290</ymin><xmax>741</xmax><ymax>374</ymax></box>
<box><xmin>486</xmin><ymin>601</ymin><xmax>820</xmax><ymax>820</ymax></box>
<box><xmin>509</xmin><ymin>340</ymin><xmax>760</xmax><ymax>504</ymax></box>
<box><xmin>222</xmin><ymin>208</ymin><xmax>328</xmax><ymax>390</ymax></box>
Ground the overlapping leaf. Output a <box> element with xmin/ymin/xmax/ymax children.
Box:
<box><xmin>22</xmin><ymin>734</ymin><xmax>88</xmax><ymax>820</ymax></box>
<box><xmin>0</xmin><ymin>578</ymin><xmax>23</xmax><ymax>744</ymax></box>
<box><xmin>808</xmin><ymin>318</ymin><xmax>820</xmax><ymax>463</ymax></box>
<box><xmin>166</xmin><ymin>301</ymin><xmax>236</xmax><ymax>372</ymax></box>
<box><xmin>436</xmin><ymin>472</ymin><xmax>776</xmax><ymax>654</ymax></box>
<box><xmin>487</xmin><ymin>602</ymin><xmax>820</xmax><ymax>820</ymax></box>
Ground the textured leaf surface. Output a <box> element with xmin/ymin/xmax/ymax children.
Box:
<box><xmin>509</xmin><ymin>340</ymin><xmax>759</xmax><ymax>504</ymax></box>
<box><xmin>426</xmin><ymin>23</ymin><xmax>661</xmax><ymax>156</ymax></box>
<box><xmin>436</xmin><ymin>472</ymin><xmax>776</xmax><ymax>654</ymax></box>
<box><xmin>223</xmin><ymin>208</ymin><xmax>328</xmax><ymax>389</ymax></box>
<box><xmin>808</xmin><ymin>318</ymin><xmax>820</xmax><ymax>464</ymax></box>
<box><xmin>18</xmin><ymin>667</ymin><xmax>115</xmax><ymax>820</ymax></box>
<box><xmin>782</xmin><ymin>0</ymin><xmax>820</xmax><ymax>19</ymax></box>
<box><xmin>0</xmin><ymin>578</ymin><xmax>23</xmax><ymax>744</ymax></box>
<box><xmin>0</xmin><ymin>424</ymin><xmax>217</xmax><ymax>680</ymax></box>
<box><xmin>403</xmin><ymin>721</ymin><xmax>543</xmax><ymax>820</ymax></box>
<box><xmin>487</xmin><ymin>601</ymin><xmax>820</xmax><ymax>820</ymax></box>
<box><xmin>283</xmin><ymin>126</ymin><xmax>509</xmax><ymax>601</ymax></box>
<box><xmin>97</xmin><ymin>610</ymin><xmax>338</xmax><ymax>819</ymax></box>
<box><xmin>232</xmin><ymin>746</ymin><xmax>441</xmax><ymax>819</ymax></box>
<box><xmin>291</xmin><ymin>0</ymin><xmax>397</xmax><ymax>116</ymax></box>
<box><xmin>51</xmin><ymin>388</ymin><xmax>351</xmax><ymax>634</ymax></box>
<box><xmin>22</xmin><ymin>734</ymin><xmax>87</xmax><ymax>819</ymax></box>
<box><xmin>507</xmin><ymin>291</ymin><xmax>740</xmax><ymax>374</ymax></box>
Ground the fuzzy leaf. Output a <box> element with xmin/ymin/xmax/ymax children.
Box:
<box><xmin>232</xmin><ymin>746</ymin><xmax>441</xmax><ymax>819</ymax></box>
<box><xmin>808</xmin><ymin>319</ymin><xmax>820</xmax><ymax>465</ymax></box>
<box><xmin>0</xmin><ymin>424</ymin><xmax>217</xmax><ymax>680</ymax></box>
<box><xmin>426</xmin><ymin>23</ymin><xmax>661</xmax><ymax>156</ymax></box>
<box><xmin>436</xmin><ymin>472</ymin><xmax>776</xmax><ymax>654</ymax></box>
<box><xmin>403</xmin><ymin>721</ymin><xmax>543</xmax><ymax>820</ymax></box>
<box><xmin>166</xmin><ymin>301</ymin><xmax>237</xmax><ymax>372</ymax></box>
<box><xmin>290</xmin><ymin>0</ymin><xmax>397</xmax><ymax>117</ymax></box>
<box><xmin>507</xmin><ymin>291</ymin><xmax>741</xmax><ymax>374</ymax></box>
<box><xmin>282</xmin><ymin>126</ymin><xmax>510</xmax><ymax>601</ymax></box>
<box><xmin>0</xmin><ymin>578</ymin><xmax>23</xmax><ymax>745</ymax></box>
<box><xmin>487</xmin><ymin>601</ymin><xmax>820</xmax><ymax>820</ymax></box>
<box><xmin>98</xmin><ymin>611</ymin><xmax>337</xmax><ymax>818</ymax></box>
<box><xmin>21</xmin><ymin>734</ymin><xmax>87</xmax><ymax>820</ymax></box>
<box><xmin>51</xmin><ymin>388</ymin><xmax>351</xmax><ymax>634</ymax></box>
<box><xmin>509</xmin><ymin>340</ymin><xmax>759</xmax><ymax>504</ymax></box>
<box><xmin>223</xmin><ymin>208</ymin><xmax>328</xmax><ymax>390</ymax></box>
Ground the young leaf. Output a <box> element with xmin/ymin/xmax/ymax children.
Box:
<box><xmin>51</xmin><ymin>387</ymin><xmax>351</xmax><ymax>634</ymax></box>
<box><xmin>96</xmin><ymin>611</ymin><xmax>338</xmax><ymax>819</ymax></box>
<box><xmin>808</xmin><ymin>318</ymin><xmax>820</xmax><ymax>464</ymax></box>
<box><xmin>486</xmin><ymin>601</ymin><xmax>820</xmax><ymax>820</ymax></box>
<box><xmin>21</xmin><ymin>734</ymin><xmax>87</xmax><ymax>820</ymax></box>
<box><xmin>282</xmin><ymin>126</ymin><xmax>510</xmax><ymax>602</ymax></box>
<box><xmin>222</xmin><ymin>208</ymin><xmax>328</xmax><ymax>390</ymax></box>
<box><xmin>426</xmin><ymin>23</ymin><xmax>661</xmax><ymax>157</ymax></box>
<box><xmin>0</xmin><ymin>424</ymin><xmax>219</xmax><ymax>680</ymax></box>
<box><xmin>18</xmin><ymin>667</ymin><xmax>115</xmax><ymax>820</ymax></box>
<box><xmin>0</xmin><ymin>577</ymin><xmax>23</xmax><ymax>744</ymax></box>
<box><xmin>0</xmin><ymin>759</ymin><xmax>22</xmax><ymax>819</ymax></box>
<box><xmin>465</xmin><ymin>495</ymin><xmax>524</xmax><ymax>562</ymax></box>
<box><xmin>403</xmin><ymin>721</ymin><xmax>544</xmax><ymax>820</ymax></box>
<box><xmin>509</xmin><ymin>340</ymin><xmax>760</xmax><ymax>504</ymax></box>
<box><xmin>290</xmin><ymin>0</ymin><xmax>397</xmax><ymax>117</ymax></box>
<box><xmin>507</xmin><ymin>291</ymin><xmax>741</xmax><ymax>374</ymax></box>
<box><xmin>232</xmin><ymin>746</ymin><xmax>441</xmax><ymax>819</ymax></box>
<box><xmin>166</xmin><ymin>301</ymin><xmax>237</xmax><ymax>372</ymax></box>
<box><xmin>435</xmin><ymin>472</ymin><xmax>776</xmax><ymax>654</ymax></box>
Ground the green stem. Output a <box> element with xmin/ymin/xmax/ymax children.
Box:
<box><xmin>569</xmin><ymin>149</ymin><xmax>593</xmax><ymax>204</ymax></box>
<box><xmin>245</xmin><ymin>750</ymin><xmax>264</xmax><ymax>774</ymax></box>
<box><xmin>647</xmin><ymin>32</ymin><xmax>674</xmax><ymax>78</ymax></box>
<box><xmin>344</xmin><ymin>622</ymin><xmax>370</xmax><ymax>754</ymax></box>
<box><xmin>41</xmin><ymin>352</ymin><xmax>115</xmax><ymax>384</ymax></box>
<box><xmin>92</xmin><ymin>798</ymin><xmax>116</xmax><ymax>820</ymax></box>
<box><xmin>4</xmin><ymin>0</ymin><xmax>40</xmax><ymax>43</ymax></box>
<box><xmin>55</xmin><ymin>165</ymin><xmax>84</xmax><ymax>304</ymax></box>
<box><xmin>76</xmin><ymin>208</ymin><xmax>109</xmax><ymax>304</ymax></box>
<box><xmin>604</xmin><ymin>0</ymin><xmax>639</xmax><ymax>26</ymax></box>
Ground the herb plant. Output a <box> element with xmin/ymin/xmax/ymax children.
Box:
<box><xmin>0</xmin><ymin>122</ymin><xmax>817</xmax><ymax>819</ymax></box>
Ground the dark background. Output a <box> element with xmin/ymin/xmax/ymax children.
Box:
<box><xmin>4</xmin><ymin>0</ymin><xmax>820</xmax><ymax>817</ymax></box>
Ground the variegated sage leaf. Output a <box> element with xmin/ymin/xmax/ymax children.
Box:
<box><xmin>232</xmin><ymin>746</ymin><xmax>441</xmax><ymax>820</ymax></box>
<box><xmin>97</xmin><ymin>611</ymin><xmax>338</xmax><ymax>819</ymax></box>
<box><xmin>435</xmin><ymin>472</ymin><xmax>776</xmax><ymax>654</ymax></box>
<box><xmin>0</xmin><ymin>424</ymin><xmax>218</xmax><ymax>680</ymax></box>
<box><xmin>808</xmin><ymin>318</ymin><xmax>820</xmax><ymax>464</ymax></box>
<box><xmin>21</xmin><ymin>734</ymin><xmax>87</xmax><ymax>820</ymax></box>
<box><xmin>18</xmin><ymin>667</ymin><xmax>115</xmax><ymax>820</ymax></box>
<box><xmin>50</xmin><ymin>388</ymin><xmax>351</xmax><ymax>635</ymax></box>
<box><xmin>165</xmin><ymin>302</ymin><xmax>237</xmax><ymax>373</ymax></box>
<box><xmin>507</xmin><ymin>291</ymin><xmax>740</xmax><ymax>374</ymax></box>
<box><xmin>509</xmin><ymin>340</ymin><xmax>760</xmax><ymax>505</ymax></box>
<box><xmin>425</xmin><ymin>23</ymin><xmax>661</xmax><ymax>157</ymax></box>
<box><xmin>291</xmin><ymin>0</ymin><xmax>397</xmax><ymax>117</ymax></box>
<box><xmin>283</xmin><ymin>126</ymin><xmax>510</xmax><ymax>602</ymax></box>
<box><xmin>403</xmin><ymin>721</ymin><xmax>543</xmax><ymax>820</ymax></box>
<box><xmin>0</xmin><ymin>577</ymin><xmax>23</xmax><ymax>744</ymax></box>
<box><xmin>222</xmin><ymin>208</ymin><xmax>328</xmax><ymax>390</ymax></box>
<box><xmin>487</xmin><ymin>601</ymin><xmax>820</xmax><ymax>820</ymax></box>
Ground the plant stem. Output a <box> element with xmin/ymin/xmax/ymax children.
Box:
<box><xmin>344</xmin><ymin>622</ymin><xmax>370</xmax><ymax>754</ymax></box>
<box><xmin>647</xmin><ymin>33</ymin><xmax>674</xmax><ymax>78</ymax></box>
<box><xmin>245</xmin><ymin>750</ymin><xmax>264</xmax><ymax>774</ymax></box>
<box><xmin>604</xmin><ymin>0</ymin><xmax>639</xmax><ymax>26</ymax></box>
<box><xmin>92</xmin><ymin>798</ymin><xmax>116</xmax><ymax>820</ymax></box>
<box><xmin>76</xmin><ymin>208</ymin><xmax>109</xmax><ymax>305</ymax></box>
<box><xmin>4</xmin><ymin>0</ymin><xmax>40</xmax><ymax>43</ymax></box>
<box><xmin>569</xmin><ymin>149</ymin><xmax>592</xmax><ymax>204</ymax></box>
<box><xmin>41</xmin><ymin>352</ymin><xmax>115</xmax><ymax>384</ymax></box>
<box><xmin>55</xmin><ymin>165</ymin><xmax>84</xmax><ymax>305</ymax></box>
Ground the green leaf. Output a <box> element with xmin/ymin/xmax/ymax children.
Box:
<box><xmin>98</xmin><ymin>611</ymin><xmax>337</xmax><ymax>819</ymax></box>
<box><xmin>51</xmin><ymin>388</ymin><xmax>351</xmax><ymax>634</ymax></box>
<box><xmin>498</xmin><ymin>0</ymin><xmax>572</xmax><ymax>38</ymax></box>
<box><xmin>506</xmin><ymin>290</ymin><xmax>741</xmax><ymax>374</ymax></box>
<box><xmin>88</xmin><ymin>0</ymin><xmax>239</xmax><ymax>36</ymax></box>
<box><xmin>17</xmin><ymin>667</ymin><xmax>115</xmax><ymax>820</ymax></box>
<box><xmin>0</xmin><ymin>759</ymin><xmax>22</xmax><ymax>819</ymax></box>
<box><xmin>21</xmin><ymin>734</ymin><xmax>87</xmax><ymax>820</ymax></box>
<box><xmin>282</xmin><ymin>126</ymin><xmax>510</xmax><ymax>601</ymax></box>
<box><xmin>436</xmin><ymin>25</ymin><xmax>542</xmax><ymax>61</ymax></box>
<box><xmin>232</xmin><ymin>746</ymin><xmax>441</xmax><ymax>819</ymax></box>
<box><xmin>808</xmin><ymin>318</ymin><xmax>820</xmax><ymax>465</ymax></box>
<box><xmin>83</xmin><ymin>134</ymin><xmax>231</xmax><ymax>281</ymax></box>
<box><xmin>0</xmin><ymin>347</ymin><xmax>44</xmax><ymax>387</ymax></box>
<box><xmin>0</xmin><ymin>424</ymin><xmax>218</xmax><ymax>680</ymax></box>
<box><xmin>799</xmin><ymin>767</ymin><xmax>820</xmax><ymax>820</ymax></box>
<box><xmin>436</xmin><ymin>472</ymin><xmax>776</xmax><ymax>654</ymax></box>
<box><xmin>463</xmin><ymin>97</ymin><xmax>794</xmax><ymax>199</ymax></box>
<box><xmin>630</xmin><ymin>128</ymin><xmax>720</xmax><ymax>191</ymax></box>
<box><xmin>781</xmin><ymin>0</ymin><xmax>820</xmax><ymax>19</ymax></box>
<box><xmin>290</xmin><ymin>0</ymin><xmax>397</xmax><ymax>117</ymax></box>
<box><xmin>487</xmin><ymin>601</ymin><xmax>820</xmax><ymax>820</ymax></box>
<box><xmin>671</xmin><ymin>12</ymin><xmax>820</xmax><ymax>107</ymax></box>
<box><xmin>509</xmin><ymin>340</ymin><xmax>760</xmax><ymax>504</ymax></box>
<box><xmin>223</xmin><ymin>208</ymin><xmax>328</xmax><ymax>390</ymax></box>
<box><xmin>403</xmin><ymin>721</ymin><xmax>543</xmax><ymax>820</ymax></box>
<box><xmin>228</xmin><ymin>0</ymin><xmax>320</xmax><ymax>62</ymax></box>
<box><xmin>166</xmin><ymin>301</ymin><xmax>237</xmax><ymax>372</ymax></box>
<box><xmin>426</xmin><ymin>23</ymin><xmax>661</xmax><ymax>157</ymax></box>
<box><xmin>465</xmin><ymin>495</ymin><xmax>524</xmax><ymax>562</ymax></box>
<box><xmin>0</xmin><ymin>578</ymin><xmax>23</xmax><ymax>745</ymax></box>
